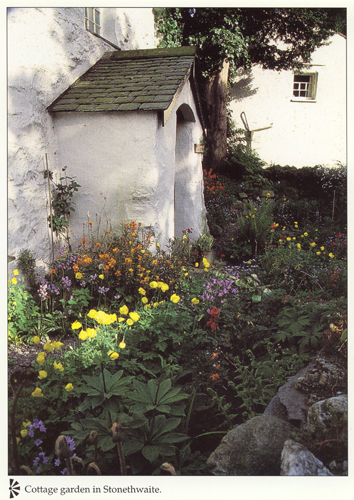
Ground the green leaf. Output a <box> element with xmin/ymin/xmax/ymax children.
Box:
<box><xmin>147</xmin><ymin>379</ymin><xmax>158</xmax><ymax>403</ymax></box>
<box><xmin>156</xmin><ymin>379</ymin><xmax>172</xmax><ymax>402</ymax></box>
<box><xmin>155</xmin><ymin>404</ymin><xmax>171</xmax><ymax>413</ymax></box>
<box><xmin>122</xmin><ymin>439</ymin><xmax>144</xmax><ymax>456</ymax></box>
<box><xmin>252</xmin><ymin>294</ymin><xmax>262</xmax><ymax>303</ymax></box>
<box><xmin>151</xmin><ymin>416</ymin><xmax>181</xmax><ymax>440</ymax></box>
<box><xmin>100</xmin><ymin>435</ymin><xmax>116</xmax><ymax>452</ymax></box>
<box><xmin>156</xmin><ymin>432</ymin><xmax>189</xmax><ymax>444</ymax></box>
<box><xmin>142</xmin><ymin>445</ymin><xmax>159</xmax><ymax>463</ymax></box>
<box><xmin>132</xmin><ymin>379</ymin><xmax>154</xmax><ymax>403</ymax></box>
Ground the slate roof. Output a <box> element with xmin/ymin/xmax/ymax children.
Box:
<box><xmin>48</xmin><ymin>46</ymin><xmax>198</xmax><ymax>116</ymax></box>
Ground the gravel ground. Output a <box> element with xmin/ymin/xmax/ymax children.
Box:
<box><xmin>8</xmin><ymin>337</ymin><xmax>80</xmax><ymax>390</ymax></box>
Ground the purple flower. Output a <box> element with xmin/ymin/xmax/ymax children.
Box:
<box><xmin>61</xmin><ymin>468</ymin><xmax>68</xmax><ymax>475</ymax></box>
<box><xmin>36</xmin><ymin>466</ymin><xmax>41</xmax><ymax>474</ymax></box>
<box><xmin>55</xmin><ymin>458</ymin><xmax>61</xmax><ymax>467</ymax></box>
<box><xmin>39</xmin><ymin>423</ymin><xmax>47</xmax><ymax>433</ymax></box>
<box><xmin>98</xmin><ymin>286</ymin><xmax>110</xmax><ymax>295</ymax></box>
<box><xmin>65</xmin><ymin>436</ymin><xmax>76</xmax><ymax>451</ymax></box>
<box><xmin>61</xmin><ymin>276</ymin><xmax>72</xmax><ymax>291</ymax></box>
<box><xmin>33</xmin><ymin>457</ymin><xmax>40</xmax><ymax>466</ymax></box>
<box><xmin>89</xmin><ymin>274</ymin><xmax>97</xmax><ymax>283</ymax></box>
<box><xmin>35</xmin><ymin>439</ymin><xmax>43</xmax><ymax>447</ymax></box>
<box><xmin>37</xmin><ymin>280</ymin><xmax>48</xmax><ymax>300</ymax></box>
<box><xmin>32</xmin><ymin>419</ymin><xmax>40</xmax><ymax>429</ymax></box>
<box><xmin>28</xmin><ymin>429</ymin><xmax>34</xmax><ymax>438</ymax></box>
<box><xmin>47</xmin><ymin>283</ymin><xmax>60</xmax><ymax>295</ymax></box>
<box><xmin>114</xmin><ymin>294</ymin><xmax>121</xmax><ymax>300</ymax></box>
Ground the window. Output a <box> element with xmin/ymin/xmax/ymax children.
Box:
<box><xmin>85</xmin><ymin>8</ymin><xmax>101</xmax><ymax>35</ymax></box>
<box><xmin>292</xmin><ymin>72</ymin><xmax>318</xmax><ymax>101</ymax></box>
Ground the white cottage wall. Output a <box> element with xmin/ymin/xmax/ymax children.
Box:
<box><xmin>52</xmin><ymin>111</ymin><xmax>159</xmax><ymax>247</ymax></box>
<box><xmin>155</xmin><ymin>80</ymin><xmax>207</xmax><ymax>246</ymax></box>
<box><xmin>229</xmin><ymin>34</ymin><xmax>346</xmax><ymax>168</ymax></box>
<box><xmin>8</xmin><ymin>7</ymin><xmax>155</xmax><ymax>267</ymax></box>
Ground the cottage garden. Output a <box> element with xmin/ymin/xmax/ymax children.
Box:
<box><xmin>8</xmin><ymin>148</ymin><xmax>347</xmax><ymax>476</ymax></box>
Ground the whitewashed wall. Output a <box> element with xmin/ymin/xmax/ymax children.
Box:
<box><xmin>229</xmin><ymin>34</ymin><xmax>346</xmax><ymax>168</ymax></box>
<box><xmin>52</xmin><ymin>79</ymin><xmax>207</xmax><ymax>251</ymax></box>
<box><xmin>7</xmin><ymin>7</ymin><xmax>155</xmax><ymax>268</ymax></box>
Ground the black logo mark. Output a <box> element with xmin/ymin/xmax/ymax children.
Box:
<box><xmin>9</xmin><ymin>479</ymin><xmax>20</xmax><ymax>498</ymax></box>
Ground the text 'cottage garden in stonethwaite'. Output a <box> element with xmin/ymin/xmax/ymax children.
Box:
<box><xmin>8</xmin><ymin>7</ymin><xmax>347</xmax><ymax>486</ymax></box>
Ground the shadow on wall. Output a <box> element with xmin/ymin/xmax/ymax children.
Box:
<box><xmin>230</xmin><ymin>69</ymin><xmax>258</xmax><ymax>101</ymax></box>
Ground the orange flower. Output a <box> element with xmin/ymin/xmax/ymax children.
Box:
<box><xmin>81</xmin><ymin>237</ymin><xmax>87</xmax><ymax>244</ymax></box>
<box><xmin>211</xmin><ymin>352</ymin><xmax>219</xmax><ymax>360</ymax></box>
<box><xmin>95</xmin><ymin>242</ymin><xmax>101</xmax><ymax>248</ymax></box>
<box><xmin>73</xmin><ymin>264</ymin><xmax>79</xmax><ymax>273</ymax></box>
<box><xmin>77</xmin><ymin>258</ymin><xmax>83</xmax><ymax>265</ymax></box>
<box><xmin>115</xmin><ymin>270</ymin><xmax>121</xmax><ymax>277</ymax></box>
<box><xmin>113</xmin><ymin>247</ymin><xmax>119</xmax><ymax>254</ymax></box>
<box><xmin>49</xmin><ymin>269</ymin><xmax>56</xmax><ymax>275</ymax></box>
<box><xmin>210</xmin><ymin>373</ymin><xmax>220</xmax><ymax>381</ymax></box>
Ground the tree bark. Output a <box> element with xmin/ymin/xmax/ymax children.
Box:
<box><xmin>203</xmin><ymin>59</ymin><xmax>230</xmax><ymax>170</ymax></box>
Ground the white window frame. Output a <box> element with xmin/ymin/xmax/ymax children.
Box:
<box><xmin>291</xmin><ymin>72</ymin><xmax>318</xmax><ymax>102</ymax></box>
<box><xmin>85</xmin><ymin>8</ymin><xmax>101</xmax><ymax>36</ymax></box>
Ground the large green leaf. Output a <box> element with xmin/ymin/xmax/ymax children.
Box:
<box><xmin>100</xmin><ymin>435</ymin><xmax>116</xmax><ymax>452</ymax></box>
<box><xmin>142</xmin><ymin>445</ymin><xmax>159</xmax><ymax>463</ymax></box>
<box><xmin>156</xmin><ymin>432</ymin><xmax>190</xmax><ymax>444</ymax></box>
<box><xmin>122</xmin><ymin>439</ymin><xmax>144</xmax><ymax>456</ymax></box>
<box><xmin>150</xmin><ymin>416</ymin><xmax>181</xmax><ymax>440</ymax></box>
<box><xmin>156</xmin><ymin>379</ymin><xmax>172</xmax><ymax>402</ymax></box>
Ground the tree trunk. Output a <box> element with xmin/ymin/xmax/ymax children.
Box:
<box><xmin>203</xmin><ymin>59</ymin><xmax>230</xmax><ymax>170</ymax></box>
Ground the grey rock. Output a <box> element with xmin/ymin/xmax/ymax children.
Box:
<box><xmin>264</xmin><ymin>361</ymin><xmax>317</xmax><ymax>428</ymax></box>
<box><xmin>209</xmin><ymin>224</ymin><xmax>223</xmax><ymax>237</ymax></box>
<box><xmin>307</xmin><ymin>394</ymin><xmax>347</xmax><ymax>435</ymax></box>
<box><xmin>207</xmin><ymin>416</ymin><xmax>295</xmax><ymax>476</ymax></box>
<box><xmin>281</xmin><ymin>439</ymin><xmax>333</xmax><ymax>476</ymax></box>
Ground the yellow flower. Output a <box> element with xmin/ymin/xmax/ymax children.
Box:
<box><xmin>118</xmin><ymin>317</ymin><xmax>126</xmax><ymax>322</ymax></box>
<box><xmin>13</xmin><ymin>269</ymin><xmax>19</xmax><ymax>276</ymax></box>
<box><xmin>126</xmin><ymin>319</ymin><xmax>134</xmax><ymax>326</ymax></box>
<box><xmin>329</xmin><ymin>253</ymin><xmax>335</xmax><ymax>259</ymax></box>
<box><xmin>87</xmin><ymin>309</ymin><xmax>98</xmax><ymax>319</ymax></box>
<box><xmin>32</xmin><ymin>336</ymin><xmax>41</xmax><ymax>345</ymax></box>
<box><xmin>94</xmin><ymin>311</ymin><xmax>117</xmax><ymax>325</ymax></box>
<box><xmin>297</xmin><ymin>243</ymin><xmax>301</xmax><ymax>250</ymax></box>
<box><xmin>119</xmin><ymin>341</ymin><xmax>126</xmax><ymax>349</ymax></box>
<box><xmin>99</xmin><ymin>274</ymin><xmax>104</xmax><ymax>280</ymax></box>
<box><xmin>11</xmin><ymin>277</ymin><xmax>17</xmax><ymax>285</ymax></box>
<box><xmin>20</xmin><ymin>429</ymin><xmax>28</xmax><ymax>438</ymax></box>
<box><xmin>191</xmin><ymin>298</ymin><xmax>200</xmax><ymax>305</ymax></box>
<box><xmin>316</xmin><ymin>251</ymin><xmax>321</xmax><ymax>255</ymax></box>
<box><xmin>32</xmin><ymin>387</ymin><xmax>44</xmax><ymax>398</ymax></box>
<box><xmin>310</xmin><ymin>242</ymin><xmax>316</xmax><ymax>247</ymax></box>
<box><xmin>149</xmin><ymin>281</ymin><xmax>158</xmax><ymax>289</ymax></box>
<box><xmin>71</xmin><ymin>320</ymin><xmax>82</xmax><ymax>330</ymax></box>
<box><xmin>87</xmin><ymin>328</ymin><xmax>97</xmax><ymax>338</ymax></box>
<box><xmin>78</xmin><ymin>330</ymin><xmax>88</xmax><ymax>341</ymax></box>
<box><xmin>159</xmin><ymin>282</ymin><xmax>169</xmax><ymax>292</ymax></box>
<box><xmin>108</xmin><ymin>351</ymin><xmax>119</xmax><ymax>360</ymax></box>
<box><xmin>202</xmin><ymin>258</ymin><xmax>210</xmax><ymax>268</ymax></box>
<box><xmin>247</xmin><ymin>261</ymin><xmax>252</xmax><ymax>265</ymax></box>
<box><xmin>119</xmin><ymin>305</ymin><xmax>129</xmax><ymax>316</ymax></box>
<box><xmin>286</xmin><ymin>237</ymin><xmax>291</xmax><ymax>242</ymax></box>
<box><xmin>304</xmin><ymin>232</ymin><xmax>308</xmax><ymax>237</ymax></box>
<box><xmin>129</xmin><ymin>311</ymin><xmax>140</xmax><ymax>322</ymax></box>
<box><xmin>195</xmin><ymin>262</ymin><xmax>199</xmax><ymax>267</ymax></box>
<box><xmin>320</xmin><ymin>246</ymin><xmax>325</xmax><ymax>251</ymax></box>
<box><xmin>138</xmin><ymin>287</ymin><xmax>146</xmax><ymax>295</ymax></box>
<box><xmin>157</xmin><ymin>243</ymin><xmax>161</xmax><ymax>248</ymax></box>
<box><xmin>170</xmin><ymin>294</ymin><xmax>180</xmax><ymax>304</ymax></box>
<box><xmin>22</xmin><ymin>420</ymin><xmax>31</xmax><ymax>428</ymax></box>
<box><xmin>65</xmin><ymin>383</ymin><xmax>74</xmax><ymax>392</ymax></box>
<box><xmin>53</xmin><ymin>361</ymin><xmax>64</xmax><ymax>372</ymax></box>
<box><xmin>142</xmin><ymin>297</ymin><xmax>148</xmax><ymax>304</ymax></box>
<box><xmin>75</xmin><ymin>272</ymin><xmax>83</xmax><ymax>279</ymax></box>
<box><xmin>38</xmin><ymin>370</ymin><xmax>47</xmax><ymax>380</ymax></box>
<box><xmin>52</xmin><ymin>341</ymin><xmax>63</xmax><ymax>350</ymax></box>
<box><xmin>43</xmin><ymin>342</ymin><xmax>54</xmax><ymax>352</ymax></box>
<box><xmin>36</xmin><ymin>352</ymin><xmax>46</xmax><ymax>365</ymax></box>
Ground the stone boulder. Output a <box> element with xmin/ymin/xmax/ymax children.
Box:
<box><xmin>307</xmin><ymin>394</ymin><xmax>347</xmax><ymax>436</ymax></box>
<box><xmin>281</xmin><ymin>439</ymin><xmax>333</xmax><ymax>476</ymax></box>
<box><xmin>207</xmin><ymin>415</ymin><xmax>295</xmax><ymax>475</ymax></box>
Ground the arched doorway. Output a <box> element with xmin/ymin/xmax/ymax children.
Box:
<box><xmin>174</xmin><ymin>104</ymin><xmax>196</xmax><ymax>237</ymax></box>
